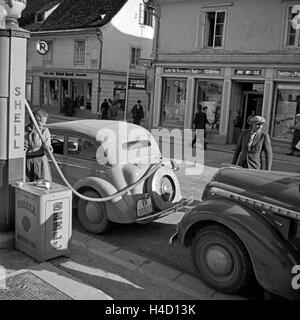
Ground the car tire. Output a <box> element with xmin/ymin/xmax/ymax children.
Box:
<box><xmin>77</xmin><ymin>189</ymin><xmax>111</xmax><ymax>234</ymax></box>
<box><xmin>192</xmin><ymin>225</ymin><xmax>253</xmax><ymax>294</ymax></box>
<box><xmin>147</xmin><ymin>166</ymin><xmax>181</xmax><ymax>211</ymax></box>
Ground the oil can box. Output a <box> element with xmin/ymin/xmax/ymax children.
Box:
<box><xmin>15</xmin><ymin>182</ymin><xmax>72</xmax><ymax>262</ymax></box>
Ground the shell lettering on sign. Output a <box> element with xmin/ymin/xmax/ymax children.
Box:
<box><xmin>36</xmin><ymin>40</ymin><xmax>49</xmax><ymax>55</ymax></box>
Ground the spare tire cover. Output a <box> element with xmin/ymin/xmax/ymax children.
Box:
<box><xmin>147</xmin><ymin>166</ymin><xmax>182</xmax><ymax>211</ymax></box>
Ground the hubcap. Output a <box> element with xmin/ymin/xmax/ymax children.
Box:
<box><xmin>160</xmin><ymin>176</ymin><xmax>175</xmax><ymax>202</ymax></box>
<box><xmin>206</xmin><ymin>245</ymin><xmax>233</xmax><ymax>276</ymax></box>
<box><xmin>85</xmin><ymin>202</ymin><xmax>103</xmax><ymax>224</ymax></box>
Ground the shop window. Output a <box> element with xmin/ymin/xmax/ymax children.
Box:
<box><xmin>43</xmin><ymin>40</ymin><xmax>53</xmax><ymax>63</ymax></box>
<box><xmin>272</xmin><ymin>85</ymin><xmax>300</xmax><ymax>140</ymax></box>
<box><xmin>285</xmin><ymin>5</ymin><xmax>300</xmax><ymax>48</ymax></box>
<box><xmin>194</xmin><ymin>80</ymin><xmax>223</xmax><ymax>133</ymax></box>
<box><xmin>72</xmin><ymin>80</ymin><xmax>92</xmax><ymax>111</ymax></box>
<box><xmin>161</xmin><ymin>78</ymin><xmax>187</xmax><ymax>127</ymax></box>
<box><xmin>41</xmin><ymin>78</ymin><xmax>59</xmax><ymax>106</ymax></box>
<box><xmin>74</xmin><ymin>40</ymin><xmax>85</xmax><ymax>64</ymax></box>
<box><xmin>131</xmin><ymin>47</ymin><xmax>141</xmax><ymax>65</ymax></box>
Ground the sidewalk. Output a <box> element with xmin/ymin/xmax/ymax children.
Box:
<box><xmin>0</xmin><ymin>230</ymin><xmax>245</xmax><ymax>300</ymax></box>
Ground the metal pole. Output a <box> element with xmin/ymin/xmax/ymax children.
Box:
<box><xmin>96</xmin><ymin>29</ymin><xmax>102</xmax><ymax>115</ymax></box>
<box><xmin>124</xmin><ymin>60</ymin><xmax>130</xmax><ymax>121</ymax></box>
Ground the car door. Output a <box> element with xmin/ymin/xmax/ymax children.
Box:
<box><xmin>63</xmin><ymin>135</ymin><xmax>100</xmax><ymax>186</ymax></box>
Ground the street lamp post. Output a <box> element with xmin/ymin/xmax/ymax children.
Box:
<box><xmin>143</xmin><ymin>0</ymin><xmax>160</xmax><ymax>130</ymax></box>
<box><xmin>96</xmin><ymin>28</ymin><xmax>103</xmax><ymax>116</ymax></box>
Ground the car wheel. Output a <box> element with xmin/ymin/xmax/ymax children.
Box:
<box><xmin>192</xmin><ymin>225</ymin><xmax>253</xmax><ymax>294</ymax></box>
<box><xmin>147</xmin><ymin>166</ymin><xmax>181</xmax><ymax>211</ymax></box>
<box><xmin>77</xmin><ymin>189</ymin><xmax>111</xmax><ymax>234</ymax></box>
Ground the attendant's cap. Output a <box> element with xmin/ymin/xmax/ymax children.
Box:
<box><xmin>250</xmin><ymin>116</ymin><xmax>266</xmax><ymax>124</ymax></box>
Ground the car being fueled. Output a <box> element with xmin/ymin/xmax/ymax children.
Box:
<box><xmin>47</xmin><ymin>120</ymin><xmax>185</xmax><ymax>234</ymax></box>
<box><xmin>170</xmin><ymin>166</ymin><xmax>300</xmax><ymax>300</ymax></box>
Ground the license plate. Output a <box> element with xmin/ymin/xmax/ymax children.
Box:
<box><xmin>137</xmin><ymin>198</ymin><xmax>153</xmax><ymax>217</ymax></box>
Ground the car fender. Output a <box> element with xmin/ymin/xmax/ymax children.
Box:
<box><xmin>180</xmin><ymin>198</ymin><xmax>300</xmax><ymax>300</ymax></box>
<box><xmin>73</xmin><ymin>176</ymin><xmax>134</xmax><ymax>223</ymax></box>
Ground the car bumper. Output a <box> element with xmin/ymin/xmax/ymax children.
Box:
<box><xmin>136</xmin><ymin>197</ymin><xmax>193</xmax><ymax>224</ymax></box>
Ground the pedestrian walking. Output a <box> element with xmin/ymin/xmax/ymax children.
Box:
<box><xmin>232</xmin><ymin>116</ymin><xmax>273</xmax><ymax>170</ymax></box>
<box><xmin>131</xmin><ymin>100</ymin><xmax>144</xmax><ymax>125</ymax></box>
<box><xmin>192</xmin><ymin>104</ymin><xmax>209</xmax><ymax>149</ymax></box>
<box><xmin>24</xmin><ymin>109</ymin><xmax>53</xmax><ymax>182</ymax></box>
<box><xmin>287</xmin><ymin>113</ymin><xmax>300</xmax><ymax>156</ymax></box>
<box><xmin>98</xmin><ymin>98</ymin><xmax>109</xmax><ymax>119</ymax></box>
<box><xmin>107</xmin><ymin>100</ymin><xmax>118</xmax><ymax>120</ymax></box>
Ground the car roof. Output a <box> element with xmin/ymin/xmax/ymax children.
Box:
<box><xmin>47</xmin><ymin>120</ymin><xmax>150</xmax><ymax>140</ymax></box>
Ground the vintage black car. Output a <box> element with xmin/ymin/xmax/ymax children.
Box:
<box><xmin>170</xmin><ymin>166</ymin><xmax>300</xmax><ymax>300</ymax></box>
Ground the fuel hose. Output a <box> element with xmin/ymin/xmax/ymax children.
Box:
<box><xmin>24</xmin><ymin>99</ymin><xmax>162</xmax><ymax>202</ymax></box>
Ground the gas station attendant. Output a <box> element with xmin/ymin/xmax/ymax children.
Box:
<box><xmin>24</xmin><ymin>109</ymin><xmax>53</xmax><ymax>182</ymax></box>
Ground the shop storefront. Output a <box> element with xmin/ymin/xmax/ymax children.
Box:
<box><xmin>271</xmin><ymin>70</ymin><xmax>300</xmax><ymax>143</ymax></box>
<box><xmin>40</xmin><ymin>72</ymin><xmax>94</xmax><ymax>115</ymax></box>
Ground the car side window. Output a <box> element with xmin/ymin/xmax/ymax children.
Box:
<box><xmin>51</xmin><ymin>134</ymin><xmax>65</xmax><ymax>155</ymax></box>
<box><xmin>67</xmin><ymin>136</ymin><xmax>97</xmax><ymax>160</ymax></box>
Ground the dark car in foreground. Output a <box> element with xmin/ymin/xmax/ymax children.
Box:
<box><xmin>170</xmin><ymin>166</ymin><xmax>300</xmax><ymax>300</ymax></box>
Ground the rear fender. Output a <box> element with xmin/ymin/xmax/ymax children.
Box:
<box><xmin>73</xmin><ymin>177</ymin><xmax>134</xmax><ymax>223</ymax></box>
<box><xmin>180</xmin><ymin>199</ymin><xmax>300</xmax><ymax>300</ymax></box>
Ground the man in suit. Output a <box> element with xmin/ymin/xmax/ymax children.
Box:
<box><xmin>232</xmin><ymin>116</ymin><xmax>273</xmax><ymax>170</ymax></box>
<box><xmin>131</xmin><ymin>100</ymin><xmax>144</xmax><ymax>125</ymax></box>
<box><xmin>192</xmin><ymin>104</ymin><xmax>210</xmax><ymax>149</ymax></box>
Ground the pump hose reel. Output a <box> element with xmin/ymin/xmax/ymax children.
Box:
<box><xmin>24</xmin><ymin>99</ymin><xmax>161</xmax><ymax>202</ymax></box>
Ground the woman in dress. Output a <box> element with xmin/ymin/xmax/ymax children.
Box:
<box><xmin>25</xmin><ymin>109</ymin><xmax>53</xmax><ymax>182</ymax></box>
<box><xmin>287</xmin><ymin>114</ymin><xmax>300</xmax><ymax>157</ymax></box>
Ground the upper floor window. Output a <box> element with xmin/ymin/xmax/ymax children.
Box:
<box><xmin>43</xmin><ymin>40</ymin><xmax>53</xmax><ymax>63</ymax></box>
<box><xmin>139</xmin><ymin>3</ymin><xmax>154</xmax><ymax>27</ymax></box>
<box><xmin>131</xmin><ymin>47</ymin><xmax>141</xmax><ymax>65</ymax></box>
<box><xmin>36</xmin><ymin>12</ymin><xmax>45</xmax><ymax>22</ymax></box>
<box><xmin>74</xmin><ymin>40</ymin><xmax>85</xmax><ymax>64</ymax></box>
<box><xmin>205</xmin><ymin>11</ymin><xmax>226</xmax><ymax>48</ymax></box>
<box><xmin>285</xmin><ymin>5</ymin><xmax>300</xmax><ymax>48</ymax></box>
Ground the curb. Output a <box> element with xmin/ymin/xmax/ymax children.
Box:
<box><xmin>71</xmin><ymin>230</ymin><xmax>245</xmax><ymax>300</ymax></box>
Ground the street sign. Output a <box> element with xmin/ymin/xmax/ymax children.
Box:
<box><xmin>137</xmin><ymin>58</ymin><xmax>152</xmax><ymax>68</ymax></box>
<box><xmin>36</xmin><ymin>40</ymin><xmax>49</xmax><ymax>55</ymax></box>
<box><xmin>128</xmin><ymin>78</ymin><xmax>147</xmax><ymax>90</ymax></box>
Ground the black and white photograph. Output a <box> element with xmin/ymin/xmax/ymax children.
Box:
<box><xmin>0</xmin><ymin>0</ymin><xmax>299</xmax><ymax>309</ymax></box>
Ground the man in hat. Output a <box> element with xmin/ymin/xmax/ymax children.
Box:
<box><xmin>232</xmin><ymin>116</ymin><xmax>273</xmax><ymax>170</ymax></box>
<box><xmin>131</xmin><ymin>100</ymin><xmax>144</xmax><ymax>125</ymax></box>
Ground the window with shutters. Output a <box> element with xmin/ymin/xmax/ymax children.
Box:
<box><xmin>74</xmin><ymin>40</ymin><xmax>85</xmax><ymax>64</ymax></box>
<box><xmin>139</xmin><ymin>3</ymin><xmax>154</xmax><ymax>27</ymax></box>
<box><xmin>131</xmin><ymin>47</ymin><xmax>141</xmax><ymax>65</ymax></box>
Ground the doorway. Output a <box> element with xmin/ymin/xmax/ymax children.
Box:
<box><xmin>228</xmin><ymin>82</ymin><xmax>264</xmax><ymax>144</ymax></box>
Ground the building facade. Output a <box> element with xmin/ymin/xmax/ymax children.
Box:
<box><xmin>151</xmin><ymin>0</ymin><xmax>300</xmax><ymax>148</ymax></box>
<box><xmin>22</xmin><ymin>0</ymin><xmax>154</xmax><ymax>121</ymax></box>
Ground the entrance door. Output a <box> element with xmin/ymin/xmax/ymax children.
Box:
<box><xmin>242</xmin><ymin>93</ymin><xmax>263</xmax><ymax>129</ymax></box>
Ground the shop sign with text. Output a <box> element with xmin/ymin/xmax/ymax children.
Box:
<box><xmin>128</xmin><ymin>78</ymin><xmax>147</xmax><ymax>90</ymax></box>
<box><xmin>164</xmin><ymin>68</ymin><xmax>221</xmax><ymax>75</ymax></box>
